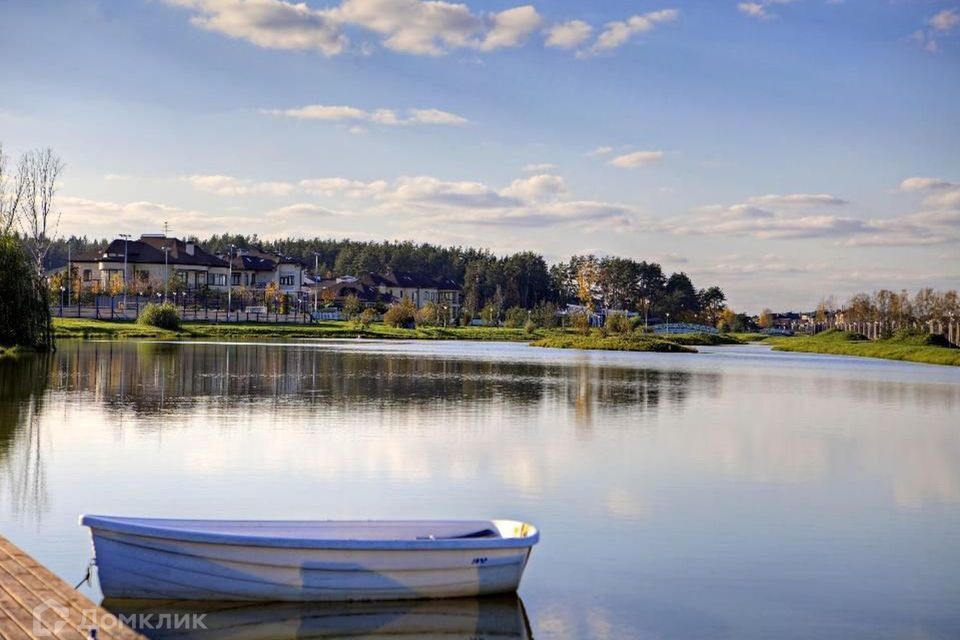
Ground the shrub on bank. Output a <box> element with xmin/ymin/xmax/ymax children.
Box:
<box><xmin>0</xmin><ymin>234</ymin><xmax>53</xmax><ymax>350</ymax></box>
<box><xmin>384</xmin><ymin>299</ymin><xmax>417</xmax><ymax>328</ymax></box>
<box><xmin>138</xmin><ymin>302</ymin><xmax>181</xmax><ymax>330</ymax></box>
<box><xmin>503</xmin><ymin>306</ymin><xmax>528</xmax><ymax>328</ymax></box>
<box><xmin>605</xmin><ymin>312</ymin><xmax>631</xmax><ymax>334</ymax></box>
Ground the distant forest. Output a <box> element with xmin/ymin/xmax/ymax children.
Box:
<box><xmin>47</xmin><ymin>235</ymin><xmax>727</xmax><ymax>322</ymax></box>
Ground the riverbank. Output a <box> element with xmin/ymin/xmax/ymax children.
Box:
<box><xmin>52</xmin><ymin>318</ymin><xmax>546</xmax><ymax>342</ymax></box>
<box><xmin>52</xmin><ymin>318</ymin><xmax>749</xmax><ymax>353</ymax></box>
<box><xmin>769</xmin><ymin>330</ymin><xmax>960</xmax><ymax>367</ymax></box>
<box><xmin>530</xmin><ymin>334</ymin><xmax>698</xmax><ymax>352</ymax></box>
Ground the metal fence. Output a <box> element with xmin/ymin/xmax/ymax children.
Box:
<box><xmin>51</xmin><ymin>296</ymin><xmax>314</xmax><ymax>324</ymax></box>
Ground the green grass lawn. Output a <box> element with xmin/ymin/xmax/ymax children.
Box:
<box><xmin>727</xmin><ymin>332</ymin><xmax>772</xmax><ymax>342</ymax></box>
<box><xmin>769</xmin><ymin>329</ymin><xmax>960</xmax><ymax>367</ymax></box>
<box><xmin>53</xmin><ymin>319</ymin><xmax>755</xmax><ymax>353</ymax></box>
<box><xmin>52</xmin><ymin>317</ymin><xmax>547</xmax><ymax>342</ymax></box>
<box><xmin>530</xmin><ymin>333</ymin><xmax>698</xmax><ymax>353</ymax></box>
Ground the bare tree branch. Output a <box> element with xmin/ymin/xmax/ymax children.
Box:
<box><xmin>0</xmin><ymin>143</ymin><xmax>28</xmax><ymax>235</ymax></box>
<box><xmin>15</xmin><ymin>147</ymin><xmax>64</xmax><ymax>274</ymax></box>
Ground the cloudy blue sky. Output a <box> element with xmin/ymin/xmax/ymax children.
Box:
<box><xmin>1</xmin><ymin>0</ymin><xmax>958</xmax><ymax>310</ymax></box>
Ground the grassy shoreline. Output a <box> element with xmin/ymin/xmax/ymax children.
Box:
<box><xmin>52</xmin><ymin>317</ymin><xmax>551</xmax><ymax>342</ymax></box>
<box><xmin>52</xmin><ymin>318</ymin><xmax>744</xmax><ymax>353</ymax></box>
<box><xmin>768</xmin><ymin>330</ymin><xmax>960</xmax><ymax>367</ymax></box>
<box><xmin>529</xmin><ymin>334</ymin><xmax>698</xmax><ymax>353</ymax></box>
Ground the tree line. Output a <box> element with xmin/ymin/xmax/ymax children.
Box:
<box><xmin>47</xmin><ymin>234</ymin><xmax>728</xmax><ymax>323</ymax></box>
<box><xmin>0</xmin><ymin>143</ymin><xmax>60</xmax><ymax>350</ymax></box>
<box><xmin>817</xmin><ymin>289</ymin><xmax>959</xmax><ymax>327</ymax></box>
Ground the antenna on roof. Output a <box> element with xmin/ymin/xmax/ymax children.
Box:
<box><xmin>163</xmin><ymin>221</ymin><xmax>169</xmax><ymax>236</ymax></box>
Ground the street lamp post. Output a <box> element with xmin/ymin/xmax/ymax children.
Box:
<box><xmin>119</xmin><ymin>233</ymin><xmax>131</xmax><ymax>318</ymax></box>
<box><xmin>666</xmin><ymin>312</ymin><xmax>671</xmax><ymax>334</ymax></box>
<box><xmin>67</xmin><ymin>244</ymin><xmax>72</xmax><ymax>307</ymax></box>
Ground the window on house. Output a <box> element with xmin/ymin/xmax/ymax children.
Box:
<box><xmin>279</xmin><ymin>275</ymin><xmax>294</xmax><ymax>286</ymax></box>
<box><xmin>231</xmin><ymin>272</ymin><xmax>241</xmax><ymax>285</ymax></box>
<box><xmin>83</xmin><ymin>269</ymin><xmax>92</xmax><ymax>282</ymax></box>
<box><xmin>207</xmin><ymin>273</ymin><xmax>226</xmax><ymax>286</ymax></box>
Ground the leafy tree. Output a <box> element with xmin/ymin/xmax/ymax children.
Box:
<box><xmin>758</xmin><ymin>308</ymin><xmax>774</xmax><ymax>329</ymax></box>
<box><xmin>358</xmin><ymin>307</ymin><xmax>378</xmax><ymax>329</ymax></box>
<box><xmin>570</xmin><ymin>310</ymin><xmax>591</xmax><ymax>335</ymax></box>
<box><xmin>384</xmin><ymin>298</ymin><xmax>417</xmax><ymax>327</ymax></box>
<box><xmin>503</xmin><ymin>306</ymin><xmax>528</xmax><ymax>328</ymax></box>
<box><xmin>0</xmin><ymin>234</ymin><xmax>52</xmax><ymax>349</ymax></box>
<box><xmin>605</xmin><ymin>312</ymin><xmax>631</xmax><ymax>334</ymax></box>
<box><xmin>698</xmin><ymin>286</ymin><xmax>726</xmax><ymax>325</ymax></box>
<box><xmin>575</xmin><ymin>256</ymin><xmax>599</xmax><ymax>311</ymax></box>
<box><xmin>480</xmin><ymin>303</ymin><xmax>499</xmax><ymax>326</ymax></box>
<box><xmin>342</xmin><ymin>294</ymin><xmax>362</xmax><ymax>320</ymax></box>
<box><xmin>416</xmin><ymin>301</ymin><xmax>440</xmax><ymax>326</ymax></box>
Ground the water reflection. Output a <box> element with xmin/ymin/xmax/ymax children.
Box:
<box><xmin>0</xmin><ymin>353</ymin><xmax>51</xmax><ymax>518</ymax></box>
<box><xmin>103</xmin><ymin>595</ymin><xmax>532</xmax><ymax>640</ymax></box>
<box><xmin>2</xmin><ymin>340</ymin><xmax>960</xmax><ymax>639</ymax></box>
<box><xmin>47</xmin><ymin>341</ymin><xmax>710</xmax><ymax>420</ymax></box>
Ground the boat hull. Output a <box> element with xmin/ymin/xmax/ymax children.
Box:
<box><xmin>85</xmin><ymin>521</ymin><xmax>536</xmax><ymax>602</ymax></box>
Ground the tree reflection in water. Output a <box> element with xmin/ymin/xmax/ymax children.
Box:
<box><xmin>0</xmin><ymin>353</ymin><xmax>51</xmax><ymax>518</ymax></box>
<box><xmin>42</xmin><ymin>342</ymin><xmax>709</xmax><ymax>422</ymax></box>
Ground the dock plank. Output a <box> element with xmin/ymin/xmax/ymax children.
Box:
<box><xmin>0</xmin><ymin>536</ymin><xmax>144</xmax><ymax>640</ymax></box>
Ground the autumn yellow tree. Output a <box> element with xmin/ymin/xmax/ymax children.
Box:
<box><xmin>265</xmin><ymin>281</ymin><xmax>279</xmax><ymax>311</ymax></box>
<box><xmin>575</xmin><ymin>258</ymin><xmax>598</xmax><ymax>311</ymax></box>
<box><xmin>758</xmin><ymin>308</ymin><xmax>774</xmax><ymax>329</ymax></box>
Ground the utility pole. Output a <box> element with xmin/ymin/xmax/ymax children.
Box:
<box><xmin>163</xmin><ymin>245</ymin><xmax>170</xmax><ymax>303</ymax></box>
<box><xmin>119</xmin><ymin>233</ymin><xmax>131</xmax><ymax>317</ymax></box>
<box><xmin>67</xmin><ymin>244</ymin><xmax>72</xmax><ymax>307</ymax></box>
<box><xmin>227</xmin><ymin>244</ymin><xmax>235</xmax><ymax>318</ymax></box>
<box><xmin>313</xmin><ymin>252</ymin><xmax>320</xmax><ymax>313</ymax></box>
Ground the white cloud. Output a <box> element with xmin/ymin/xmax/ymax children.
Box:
<box><xmin>899</xmin><ymin>177</ymin><xmax>953</xmax><ymax>192</ymax></box>
<box><xmin>746</xmin><ymin>193</ymin><xmax>849</xmax><ymax>207</ymax></box>
<box><xmin>909</xmin><ymin>8</ymin><xmax>959</xmax><ymax>53</ymax></box>
<box><xmin>737</xmin><ymin>0</ymin><xmax>797</xmax><ymax>21</ymax></box>
<box><xmin>909</xmin><ymin>29</ymin><xmax>940</xmax><ymax>53</ymax></box>
<box><xmin>522</xmin><ymin>163</ymin><xmax>558</xmax><ymax>172</ymax></box>
<box><xmin>164</xmin><ymin>0</ymin><xmax>346</xmax><ymax>55</ymax></box>
<box><xmin>184</xmin><ymin>174</ymin><xmax>294</xmax><ymax>196</ymax></box>
<box><xmin>291</xmin><ymin>173</ymin><xmax>634</xmax><ymax>229</ymax></box>
<box><xmin>898</xmin><ymin>176</ymin><xmax>960</xmax><ymax>210</ymax></box>
<box><xmin>265</xmin><ymin>202</ymin><xmax>339</xmax><ymax>218</ymax></box>
<box><xmin>607</xmin><ymin>150</ymin><xmax>664</xmax><ymax>168</ymax></box>
<box><xmin>478</xmin><ymin>6</ymin><xmax>542</xmax><ymax>51</ymax></box>
<box><xmin>167</xmin><ymin>0</ymin><xmax>543</xmax><ymax>57</ymax></box>
<box><xmin>299</xmin><ymin>178</ymin><xmax>388</xmax><ymax>198</ymax></box>
<box><xmin>264</xmin><ymin>104</ymin><xmax>469</xmax><ymax>126</ymax></box>
<box><xmin>648</xmin><ymin>186</ymin><xmax>960</xmax><ymax>246</ymax></box>
<box><xmin>587</xmin><ymin>145</ymin><xmax>614</xmax><ymax>157</ymax></box>
<box><xmin>500</xmin><ymin>174</ymin><xmax>567</xmax><ymax>202</ymax></box>
<box><xmin>330</xmin><ymin>0</ymin><xmax>539</xmax><ymax>55</ymax></box>
<box><xmin>406</xmin><ymin>108</ymin><xmax>469</xmax><ymax>125</ymax></box>
<box><xmin>166</xmin><ymin>0</ymin><xmax>686</xmax><ymax>58</ymax></box>
<box><xmin>930</xmin><ymin>8</ymin><xmax>960</xmax><ymax>33</ymax></box>
<box><xmin>580</xmin><ymin>9</ymin><xmax>679</xmax><ymax>57</ymax></box>
<box><xmin>545</xmin><ymin>20</ymin><xmax>593</xmax><ymax>49</ymax></box>
<box><xmin>737</xmin><ymin>3</ymin><xmax>769</xmax><ymax>19</ymax></box>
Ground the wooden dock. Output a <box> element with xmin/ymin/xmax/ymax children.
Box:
<box><xmin>0</xmin><ymin>535</ymin><xmax>144</xmax><ymax>640</ymax></box>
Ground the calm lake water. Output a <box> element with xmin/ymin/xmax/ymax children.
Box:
<box><xmin>1</xmin><ymin>339</ymin><xmax>959</xmax><ymax>639</ymax></box>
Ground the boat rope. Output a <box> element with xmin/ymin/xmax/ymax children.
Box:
<box><xmin>74</xmin><ymin>559</ymin><xmax>95</xmax><ymax>590</ymax></box>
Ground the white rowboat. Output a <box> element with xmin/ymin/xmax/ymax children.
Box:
<box><xmin>80</xmin><ymin>516</ymin><xmax>539</xmax><ymax>602</ymax></box>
